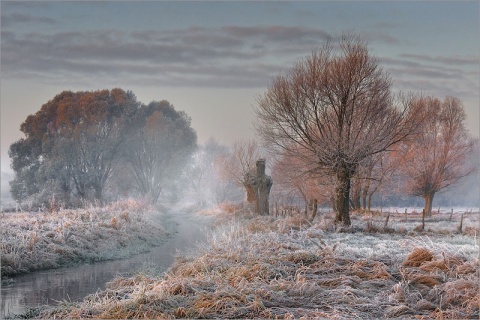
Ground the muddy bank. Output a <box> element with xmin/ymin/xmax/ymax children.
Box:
<box><xmin>1</xmin><ymin>201</ymin><xmax>170</xmax><ymax>280</ymax></box>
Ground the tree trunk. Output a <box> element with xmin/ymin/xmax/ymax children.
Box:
<box><xmin>367</xmin><ymin>193</ymin><xmax>373</xmax><ymax>213</ymax></box>
<box><xmin>334</xmin><ymin>168</ymin><xmax>351</xmax><ymax>226</ymax></box>
<box><xmin>310</xmin><ymin>198</ymin><xmax>318</xmax><ymax>221</ymax></box>
<box><xmin>362</xmin><ymin>189</ymin><xmax>368</xmax><ymax>211</ymax></box>
<box><xmin>330</xmin><ymin>196</ymin><xmax>337</xmax><ymax>212</ymax></box>
<box><xmin>244</xmin><ymin>159</ymin><xmax>272</xmax><ymax>215</ymax></box>
<box><xmin>424</xmin><ymin>192</ymin><xmax>434</xmax><ymax>217</ymax></box>
<box><xmin>351</xmin><ymin>182</ymin><xmax>361</xmax><ymax>210</ymax></box>
<box><xmin>93</xmin><ymin>184</ymin><xmax>103</xmax><ymax>204</ymax></box>
<box><xmin>245</xmin><ymin>184</ymin><xmax>257</xmax><ymax>203</ymax></box>
<box><xmin>256</xmin><ymin>160</ymin><xmax>272</xmax><ymax>215</ymax></box>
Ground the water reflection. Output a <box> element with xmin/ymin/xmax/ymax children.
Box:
<box><xmin>1</xmin><ymin>212</ymin><xmax>211</xmax><ymax>318</ymax></box>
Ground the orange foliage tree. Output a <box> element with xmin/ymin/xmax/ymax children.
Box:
<box><xmin>9</xmin><ymin>89</ymin><xmax>197</xmax><ymax>207</ymax></box>
<box><xmin>10</xmin><ymin>89</ymin><xmax>138</xmax><ymax>206</ymax></box>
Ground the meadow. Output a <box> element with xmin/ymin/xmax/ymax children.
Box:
<box><xmin>1</xmin><ymin>200</ymin><xmax>168</xmax><ymax>280</ymax></box>
<box><xmin>32</xmin><ymin>204</ymin><xmax>479</xmax><ymax>319</ymax></box>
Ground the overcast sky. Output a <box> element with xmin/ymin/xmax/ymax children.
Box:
<box><xmin>1</xmin><ymin>1</ymin><xmax>479</xmax><ymax>177</ymax></box>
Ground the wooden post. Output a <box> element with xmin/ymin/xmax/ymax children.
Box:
<box><xmin>383</xmin><ymin>213</ymin><xmax>390</xmax><ymax>231</ymax></box>
<box><xmin>457</xmin><ymin>213</ymin><xmax>464</xmax><ymax>233</ymax></box>
<box><xmin>421</xmin><ymin>208</ymin><xmax>425</xmax><ymax>231</ymax></box>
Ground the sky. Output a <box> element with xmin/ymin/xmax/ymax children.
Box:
<box><xmin>1</xmin><ymin>1</ymin><xmax>479</xmax><ymax>182</ymax></box>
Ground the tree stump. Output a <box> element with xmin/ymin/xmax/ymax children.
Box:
<box><xmin>244</xmin><ymin>159</ymin><xmax>273</xmax><ymax>215</ymax></box>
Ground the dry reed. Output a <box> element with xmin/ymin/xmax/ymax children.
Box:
<box><xmin>1</xmin><ymin>200</ymin><xmax>167</xmax><ymax>278</ymax></box>
<box><xmin>34</xmin><ymin>206</ymin><xmax>479</xmax><ymax>319</ymax></box>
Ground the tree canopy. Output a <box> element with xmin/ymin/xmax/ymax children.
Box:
<box><xmin>9</xmin><ymin>89</ymin><xmax>197</xmax><ymax>208</ymax></box>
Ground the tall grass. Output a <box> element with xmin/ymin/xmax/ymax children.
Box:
<box><xmin>36</xmin><ymin>206</ymin><xmax>479</xmax><ymax>319</ymax></box>
<box><xmin>1</xmin><ymin>199</ymin><xmax>167</xmax><ymax>279</ymax></box>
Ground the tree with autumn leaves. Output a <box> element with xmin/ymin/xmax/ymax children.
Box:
<box><xmin>9</xmin><ymin>89</ymin><xmax>196</xmax><ymax>207</ymax></box>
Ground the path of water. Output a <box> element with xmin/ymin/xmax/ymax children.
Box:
<box><xmin>1</xmin><ymin>211</ymin><xmax>212</xmax><ymax>318</ymax></box>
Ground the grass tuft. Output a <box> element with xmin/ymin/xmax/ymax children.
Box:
<box><xmin>402</xmin><ymin>247</ymin><xmax>434</xmax><ymax>267</ymax></box>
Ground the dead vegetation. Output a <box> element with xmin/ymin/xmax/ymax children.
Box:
<box><xmin>36</xmin><ymin>206</ymin><xmax>479</xmax><ymax>319</ymax></box>
<box><xmin>1</xmin><ymin>199</ymin><xmax>167</xmax><ymax>279</ymax></box>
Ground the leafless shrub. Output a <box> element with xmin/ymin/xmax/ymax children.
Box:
<box><xmin>365</xmin><ymin>220</ymin><xmax>381</xmax><ymax>233</ymax></box>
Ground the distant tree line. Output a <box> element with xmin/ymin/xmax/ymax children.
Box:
<box><xmin>9</xmin><ymin>88</ymin><xmax>197</xmax><ymax>208</ymax></box>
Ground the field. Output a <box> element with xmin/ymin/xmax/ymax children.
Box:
<box><xmin>32</xmin><ymin>205</ymin><xmax>479</xmax><ymax>319</ymax></box>
<box><xmin>1</xmin><ymin>200</ymin><xmax>168</xmax><ymax>280</ymax></box>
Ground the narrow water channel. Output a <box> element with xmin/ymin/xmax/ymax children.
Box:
<box><xmin>1</xmin><ymin>211</ymin><xmax>213</xmax><ymax>318</ymax></box>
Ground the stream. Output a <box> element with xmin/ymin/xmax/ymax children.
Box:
<box><xmin>1</xmin><ymin>211</ymin><xmax>213</xmax><ymax>318</ymax></box>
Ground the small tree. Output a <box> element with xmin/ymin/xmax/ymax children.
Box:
<box><xmin>272</xmin><ymin>150</ymin><xmax>334</xmax><ymax>219</ymax></box>
<box><xmin>185</xmin><ymin>138</ymin><xmax>240</xmax><ymax>207</ymax></box>
<box><xmin>127</xmin><ymin>101</ymin><xmax>197</xmax><ymax>204</ymax></box>
<box><xmin>255</xmin><ymin>34</ymin><xmax>419</xmax><ymax>226</ymax></box>
<box><xmin>219</xmin><ymin>139</ymin><xmax>263</xmax><ymax>203</ymax></box>
<box><xmin>353</xmin><ymin>150</ymin><xmax>404</xmax><ymax>212</ymax></box>
<box><xmin>400</xmin><ymin>96</ymin><xmax>476</xmax><ymax>216</ymax></box>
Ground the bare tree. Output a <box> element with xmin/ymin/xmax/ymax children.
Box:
<box><xmin>128</xmin><ymin>101</ymin><xmax>197</xmax><ymax>204</ymax></box>
<box><xmin>272</xmin><ymin>150</ymin><xmax>334</xmax><ymax>219</ymax></box>
<box><xmin>400</xmin><ymin>96</ymin><xmax>476</xmax><ymax>216</ymax></box>
<box><xmin>255</xmin><ymin>34</ymin><xmax>419</xmax><ymax>226</ymax></box>
<box><xmin>353</xmin><ymin>150</ymin><xmax>404</xmax><ymax>212</ymax></box>
<box><xmin>185</xmin><ymin>138</ymin><xmax>241</xmax><ymax>207</ymax></box>
<box><xmin>219</xmin><ymin>139</ymin><xmax>263</xmax><ymax>202</ymax></box>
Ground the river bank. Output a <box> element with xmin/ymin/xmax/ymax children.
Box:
<box><xmin>2</xmin><ymin>206</ymin><xmax>215</xmax><ymax>319</ymax></box>
<box><xmin>1</xmin><ymin>200</ymin><xmax>170</xmax><ymax>281</ymax></box>
<box><xmin>33</xmin><ymin>206</ymin><xmax>479</xmax><ymax>319</ymax></box>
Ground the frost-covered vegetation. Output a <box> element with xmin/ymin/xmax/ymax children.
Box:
<box><xmin>1</xmin><ymin>200</ymin><xmax>167</xmax><ymax>279</ymax></box>
<box><xmin>33</xmin><ymin>205</ymin><xmax>479</xmax><ymax>319</ymax></box>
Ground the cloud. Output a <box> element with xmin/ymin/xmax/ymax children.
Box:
<box><xmin>360</xmin><ymin>31</ymin><xmax>401</xmax><ymax>45</ymax></box>
<box><xmin>1</xmin><ymin>25</ymin><xmax>333</xmax><ymax>88</ymax></box>
<box><xmin>1</xmin><ymin>12</ymin><xmax>57</xmax><ymax>28</ymax></box>
<box><xmin>400</xmin><ymin>53</ymin><xmax>479</xmax><ymax>66</ymax></box>
<box><xmin>379</xmin><ymin>54</ymin><xmax>479</xmax><ymax>102</ymax></box>
<box><xmin>1</xmin><ymin>22</ymin><xmax>476</xmax><ymax>95</ymax></box>
<box><xmin>222</xmin><ymin>25</ymin><xmax>332</xmax><ymax>42</ymax></box>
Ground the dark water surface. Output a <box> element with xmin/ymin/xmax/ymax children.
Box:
<box><xmin>1</xmin><ymin>211</ymin><xmax>212</xmax><ymax>318</ymax></box>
